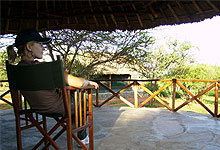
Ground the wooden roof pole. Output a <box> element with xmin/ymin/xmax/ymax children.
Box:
<box><xmin>6</xmin><ymin>1</ymin><xmax>11</xmax><ymax>33</ymax></box>
<box><xmin>36</xmin><ymin>0</ymin><xmax>39</xmax><ymax>30</ymax></box>
<box><xmin>167</xmin><ymin>4</ymin><xmax>180</xmax><ymax>23</ymax></box>
<box><xmin>97</xmin><ymin>0</ymin><xmax>109</xmax><ymax>28</ymax></box>
<box><xmin>65</xmin><ymin>2</ymin><xmax>70</xmax><ymax>25</ymax></box>
<box><xmin>18</xmin><ymin>2</ymin><xmax>25</xmax><ymax>32</ymax></box>
<box><xmin>88</xmin><ymin>0</ymin><xmax>99</xmax><ymax>27</ymax></box>
<box><xmin>149</xmin><ymin>5</ymin><xmax>158</xmax><ymax>18</ymax></box>
<box><xmin>71</xmin><ymin>1</ymin><xmax>79</xmax><ymax>27</ymax></box>
<box><xmin>176</xmin><ymin>1</ymin><xmax>193</xmax><ymax>22</ymax></box>
<box><xmin>192</xmin><ymin>0</ymin><xmax>205</xmax><ymax>18</ymax></box>
<box><xmin>52</xmin><ymin>1</ymin><xmax>59</xmax><ymax>26</ymax></box>
<box><xmin>105</xmin><ymin>0</ymin><xmax>118</xmax><ymax>27</ymax></box>
<box><xmin>120</xmin><ymin>4</ymin><xmax>130</xmax><ymax>28</ymax></box>
<box><xmin>45</xmin><ymin>0</ymin><xmax>50</xmax><ymax>29</ymax></box>
<box><xmin>132</xmin><ymin>3</ymin><xmax>143</xmax><ymax>28</ymax></box>
<box><xmin>207</xmin><ymin>0</ymin><xmax>219</xmax><ymax>12</ymax></box>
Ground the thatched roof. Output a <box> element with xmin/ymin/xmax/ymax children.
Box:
<box><xmin>1</xmin><ymin>1</ymin><xmax>220</xmax><ymax>35</ymax></box>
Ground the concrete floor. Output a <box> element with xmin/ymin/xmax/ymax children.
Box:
<box><xmin>1</xmin><ymin>107</ymin><xmax>220</xmax><ymax>150</ymax></box>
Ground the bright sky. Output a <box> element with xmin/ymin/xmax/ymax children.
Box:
<box><xmin>149</xmin><ymin>15</ymin><xmax>220</xmax><ymax>66</ymax></box>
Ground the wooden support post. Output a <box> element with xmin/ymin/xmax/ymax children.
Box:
<box><xmin>128</xmin><ymin>75</ymin><xmax>131</xmax><ymax>91</ymax></box>
<box><xmin>88</xmin><ymin>89</ymin><xmax>94</xmax><ymax>150</ymax></box>
<box><xmin>133</xmin><ymin>81</ymin><xmax>138</xmax><ymax>108</ymax></box>
<box><xmin>96</xmin><ymin>88</ymin><xmax>99</xmax><ymax>107</ymax></box>
<box><xmin>172</xmin><ymin>79</ymin><xmax>177</xmax><ymax>111</ymax></box>
<box><xmin>109</xmin><ymin>75</ymin><xmax>111</xmax><ymax>89</ymax></box>
<box><xmin>214</xmin><ymin>82</ymin><xmax>219</xmax><ymax>117</ymax></box>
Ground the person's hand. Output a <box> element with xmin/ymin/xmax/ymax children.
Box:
<box><xmin>87</xmin><ymin>81</ymin><xmax>99</xmax><ymax>89</ymax></box>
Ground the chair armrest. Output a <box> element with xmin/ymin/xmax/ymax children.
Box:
<box><xmin>66</xmin><ymin>86</ymin><xmax>78</xmax><ymax>90</ymax></box>
<box><xmin>66</xmin><ymin>86</ymin><xmax>94</xmax><ymax>90</ymax></box>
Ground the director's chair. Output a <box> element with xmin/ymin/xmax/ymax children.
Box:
<box><xmin>6</xmin><ymin>58</ymin><xmax>94</xmax><ymax>150</ymax></box>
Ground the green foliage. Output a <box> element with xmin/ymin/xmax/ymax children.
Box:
<box><xmin>169</xmin><ymin>64</ymin><xmax>220</xmax><ymax>80</ymax></box>
<box><xmin>135</xmin><ymin>39</ymin><xmax>196</xmax><ymax>79</ymax></box>
<box><xmin>0</xmin><ymin>50</ymin><xmax>8</xmax><ymax>80</ymax></box>
<box><xmin>167</xmin><ymin>64</ymin><xmax>220</xmax><ymax>94</ymax></box>
<box><xmin>0</xmin><ymin>48</ymin><xmax>21</xmax><ymax>80</ymax></box>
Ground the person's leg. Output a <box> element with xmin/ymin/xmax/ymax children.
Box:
<box><xmin>70</xmin><ymin>90</ymin><xmax>88</xmax><ymax>140</ymax></box>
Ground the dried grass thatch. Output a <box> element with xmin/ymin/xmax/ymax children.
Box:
<box><xmin>1</xmin><ymin>1</ymin><xmax>220</xmax><ymax>34</ymax></box>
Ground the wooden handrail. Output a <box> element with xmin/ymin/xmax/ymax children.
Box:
<box><xmin>93</xmin><ymin>78</ymin><xmax>219</xmax><ymax>118</ymax></box>
<box><xmin>1</xmin><ymin>79</ymin><xmax>219</xmax><ymax>118</ymax></box>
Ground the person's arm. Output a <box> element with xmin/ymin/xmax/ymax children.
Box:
<box><xmin>64</xmin><ymin>71</ymin><xmax>99</xmax><ymax>89</ymax></box>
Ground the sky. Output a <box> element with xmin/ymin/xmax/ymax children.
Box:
<box><xmin>149</xmin><ymin>15</ymin><xmax>220</xmax><ymax>66</ymax></box>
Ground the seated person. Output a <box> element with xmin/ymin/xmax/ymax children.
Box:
<box><xmin>7</xmin><ymin>29</ymin><xmax>99</xmax><ymax>145</ymax></box>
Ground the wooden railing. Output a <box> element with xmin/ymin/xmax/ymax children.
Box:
<box><xmin>1</xmin><ymin>79</ymin><xmax>219</xmax><ymax>117</ymax></box>
<box><xmin>0</xmin><ymin>80</ymin><xmax>12</xmax><ymax>105</ymax></box>
<box><xmin>93</xmin><ymin>79</ymin><xmax>220</xmax><ymax>118</ymax></box>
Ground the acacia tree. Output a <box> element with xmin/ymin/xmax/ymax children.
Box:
<box><xmin>131</xmin><ymin>39</ymin><xmax>196</xmax><ymax>79</ymax></box>
<box><xmin>44</xmin><ymin>29</ymin><xmax>155</xmax><ymax>77</ymax></box>
<box><xmin>127</xmin><ymin>39</ymin><xmax>197</xmax><ymax>98</ymax></box>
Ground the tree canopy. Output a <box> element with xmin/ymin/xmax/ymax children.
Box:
<box><xmin>1</xmin><ymin>29</ymin><xmax>217</xmax><ymax>81</ymax></box>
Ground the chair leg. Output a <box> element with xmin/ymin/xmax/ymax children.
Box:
<box><xmin>15</xmin><ymin>115</ymin><xmax>22</xmax><ymax>150</ymax></box>
<box><xmin>42</xmin><ymin>116</ymin><xmax>48</xmax><ymax>150</ymax></box>
<box><xmin>26</xmin><ymin>113</ymin><xmax>61</xmax><ymax>150</ymax></box>
<box><xmin>33</xmin><ymin>118</ymin><xmax>67</xmax><ymax>150</ymax></box>
<box><xmin>41</xmin><ymin>123</ymin><xmax>66</xmax><ymax>149</ymax></box>
<box><xmin>88</xmin><ymin>89</ymin><xmax>94</xmax><ymax>150</ymax></box>
<box><xmin>66</xmin><ymin>113</ymin><xmax>73</xmax><ymax>150</ymax></box>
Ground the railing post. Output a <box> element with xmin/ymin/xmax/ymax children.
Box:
<box><xmin>109</xmin><ymin>75</ymin><xmax>111</xmax><ymax>89</ymax></box>
<box><xmin>88</xmin><ymin>89</ymin><xmax>94</xmax><ymax>150</ymax></box>
<box><xmin>214</xmin><ymin>81</ymin><xmax>219</xmax><ymax>117</ymax></box>
<box><xmin>172</xmin><ymin>79</ymin><xmax>177</xmax><ymax>111</ymax></box>
<box><xmin>133</xmin><ymin>81</ymin><xmax>138</xmax><ymax>108</ymax></box>
<box><xmin>96</xmin><ymin>88</ymin><xmax>99</xmax><ymax>107</ymax></box>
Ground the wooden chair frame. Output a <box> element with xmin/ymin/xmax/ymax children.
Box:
<box><xmin>6</xmin><ymin>59</ymin><xmax>94</xmax><ymax>150</ymax></box>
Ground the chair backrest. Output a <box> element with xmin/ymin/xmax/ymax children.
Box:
<box><xmin>5</xmin><ymin>60</ymin><xmax>94</xmax><ymax>150</ymax></box>
<box><xmin>6</xmin><ymin>60</ymin><xmax>66</xmax><ymax>91</ymax></box>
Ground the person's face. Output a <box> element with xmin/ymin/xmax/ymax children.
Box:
<box><xmin>27</xmin><ymin>42</ymin><xmax>44</xmax><ymax>59</ymax></box>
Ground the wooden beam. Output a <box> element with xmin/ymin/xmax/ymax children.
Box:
<box><xmin>139</xmin><ymin>81</ymin><xmax>173</xmax><ymax>109</ymax></box>
<box><xmin>207</xmin><ymin>0</ymin><xmax>219</xmax><ymax>12</ymax></box>
<box><xmin>175</xmin><ymin>81</ymin><xmax>215</xmax><ymax>116</ymax></box>
<box><xmin>65</xmin><ymin>1</ymin><xmax>70</xmax><ymax>25</ymax></box>
<box><xmin>98</xmin><ymin>82</ymin><xmax>135</xmax><ymax>108</ymax></box>
<box><xmin>88</xmin><ymin>0</ymin><xmax>99</xmax><ymax>27</ymax></box>
<box><xmin>148</xmin><ymin>14</ymin><xmax>154</xmax><ymax>21</ymax></box>
<box><xmin>36</xmin><ymin>0</ymin><xmax>39</xmax><ymax>30</ymax></box>
<box><xmin>6</xmin><ymin>1</ymin><xmax>11</xmax><ymax>33</ymax></box>
<box><xmin>45</xmin><ymin>0</ymin><xmax>50</xmax><ymax>30</ymax></box>
<box><xmin>192</xmin><ymin>0</ymin><xmax>205</xmax><ymax>18</ymax></box>
<box><xmin>167</xmin><ymin>4</ymin><xmax>180</xmax><ymax>23</ymax></box>
<box><xmin>120</xmin><ymin>4</ymin><xmax>130</xmax><ymax>28</ymax></box>
<box><xmin>178</xmin><ymin>79</ymin><xmax>217</xmax><ymax>82</ymax></box>
<box><xmin>172</xmin><ymin>79</ymin><xmax>177</xmax><ymax>110</ymax></box>
<box><xmin>97</xmin><ymin>0</ymin><xmax>109</xmax><ymax>27</ymax></box>
<box><xmin>52</xmin><ymin>1</ymin><xmax>59</xmax><ymax>26</ymax></box>
<box><xmin>176</xmin><ymin>1</ymin><xmax>193</xmax><ymax>22</ymax></box>
<box><xmin>132</xmin><ymin>3</ymin><xmax>143</xmax><ymax>28</ymax></box>
<box><xmin>149</xmin><ymin>5</ymin><xmax>158</xmax><ymax>18</ymax></box>
<box><xmin>105</xmin><ymin>0</ymin><xmax>118</xmax><ymax>27</ymax></box>
<box><xmin>159</xmin><ymin>8</ymin><xmax>168</xmax><ymax>23</ymax></box>
<box><xmin>214</xmin><ymin>82</ymin><xmax>219</xmax><ymax>117</ymax></box>
<box><xmin>143</xmin><ymin>0</ymin><xmax>156</xmax><ymax>9</ymax></box>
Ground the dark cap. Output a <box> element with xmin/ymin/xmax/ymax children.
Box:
<box><xmin>15</xmin><ymin>29</ymin><xmax>52</xmax><ymax>48</ymax></box>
